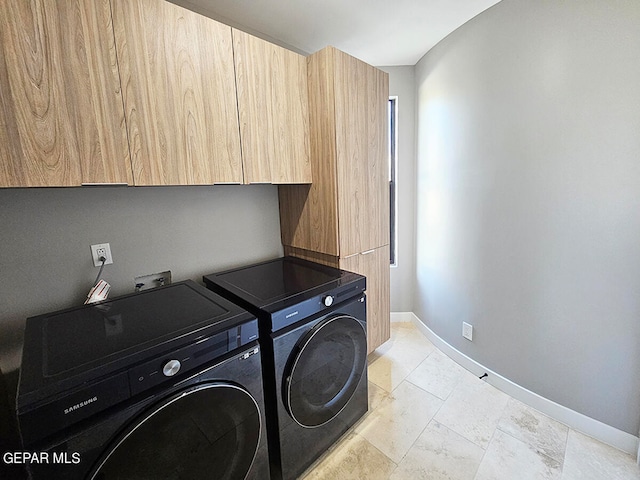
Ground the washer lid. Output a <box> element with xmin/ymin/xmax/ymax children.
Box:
<box><xmin>19</xmin><ymin>281</ymin><xmax>254</xmax><ymax>408</ymax></box>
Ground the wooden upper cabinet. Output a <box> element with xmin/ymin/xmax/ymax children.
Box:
<box><xmin>0</xmin><ymin>0</ymin><xmax>132</xmax><ymax>187</ymax></box>
<box><xmin>279</xmin><ymin>46</ymin><xmax>389</xmax><ymax>257</ymax></box>
<box><xmin>111</xmin><ymin>0</ymin><xmax>242</xmax><ymax>185</ymax></box>
<box><xmin>334</xmin><ymin>51</ymin><xmax>389</xmax><ymax>257</ymax></box>
<box><xmin>232</xmin><ymin>29</ymin><xmax>311</xmax><ymax>184</ymax></box>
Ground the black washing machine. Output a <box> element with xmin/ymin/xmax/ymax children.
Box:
<box><xmin>204</xmin><ymin>257</ymin><xmax>368</xmax><ymax>480</ymax></box>
<box><xmin>17</xmin><ymin>280</ymin><xmax>270</xmax><ymax>480</ymax></box>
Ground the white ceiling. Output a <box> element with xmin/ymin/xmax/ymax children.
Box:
<box><xmin>171</xmin><ymin>0</ymin><xmax>502</xmax><ymax>66</ymax></box>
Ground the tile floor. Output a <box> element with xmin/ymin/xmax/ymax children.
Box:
<box><xmin>302</xmin><ymin>321</ymin><xmax>640</xmax><ymax>480</ymax></box>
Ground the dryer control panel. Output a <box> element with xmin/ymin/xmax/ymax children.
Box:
<box><xmin>270</xmin><ymin>280</ymin><xmax>366</xmax><ymax>332</ymax></box>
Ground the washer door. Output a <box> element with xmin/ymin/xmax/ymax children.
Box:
<box><xmin>284</xmin><ymin>315</ymin><xmax>367</xmax><ymax>428</ymax></box>
<box><xmin>91</xmin><ymin>383</ymin><xmax>261</xmax><ymax>480</ymax></box>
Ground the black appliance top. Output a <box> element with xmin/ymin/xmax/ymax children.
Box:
<box><xmin>203</xmin><ymin>257</ymin><xmax>366</xmax><ymax>330</ymax></box>
<box><xmin>18</xmin><ymin>280</ymin><xmax>254</xmax><ymax>408</ymax></box>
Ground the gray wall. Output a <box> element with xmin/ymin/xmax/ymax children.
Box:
<box><xmin>0</xmin><ymin>186</ymin><xmax>283</xmax><ymax>375</ymax></box>
<box><xmin>379</xmin><ymin>66</ymin><xmax>417</xmax><ymax>313</ymax></box>
<box><xmin>414</xmin><ymin>0</ymin><xmax>640</xmax><ymax>434</ymax></box>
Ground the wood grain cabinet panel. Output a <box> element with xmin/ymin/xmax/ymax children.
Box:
<box><xmin>233</xmin><ymin>29</ymin><xmax>311</xmax><ymax>184</ymax></box>
<box><xmin>111</xmin><ymin>0</ymin><xmax>242</xmax><ymax>185</ymax></box>
<box><xmin>334</xmin><ymin>52</ymin><xmax>390</xmax><ymax>257</ymax></box>
<box><xmin>340</xmin><ymin>246</ymin><xmax>391</xmax><ymax>354</ymax></box>
<box><xmin>279</xmin><ymin>47</ymin><xmax>391</xmax><ymax>352</ymax></box>
<box><xmin>0</xmin><ymin>0</ymin><xmax>132</xmax><ymax>187</ymax></box>
<box><xmin>279</xmin><ymin>48</ymin><xmax>339</xmax><ymax>254</ymax></box>
<box><xmin>279</xmin><ymin>47</ymin><xmax>389</xmax><ymax>256</ymax></box>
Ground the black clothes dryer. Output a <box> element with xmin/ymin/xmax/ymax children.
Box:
<box><xmin>204</xmin><ymin>257</ymin><xmax>368</xmax><ymax>480</ymax></box>
<box><xmin>17</xmin><ymin>281</ymin><xmax>270</xmax><ymax>480</ymax></box>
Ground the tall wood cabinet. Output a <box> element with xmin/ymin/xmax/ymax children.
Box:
<box><xmin>111</xmin><ymin>0</ymin><xmax>243</xmax><ymax>185</ymax></box>
<box><xmin>0</xmin><ymin>0</ymin><xmax>132</xmax><ymax>187</ymax></box>
<box><xmin>279</xmin><ymin>46</ymin><xmax>390</xmax><ymax>353</ymax></box>
<box><xmin>232</xmin><ymin>30</ymin><xmax>311</xmax><ymax>184</ymax></box>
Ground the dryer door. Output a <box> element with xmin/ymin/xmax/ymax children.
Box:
<box><xmin>284</xmin><ymin>314</ymin><xmax>367</xmax><ymax>428</ymax></box>
<box><xmin>90</xmin><ymin>383</ymin><xmax>261</xmax><ymax>480</ymax></box>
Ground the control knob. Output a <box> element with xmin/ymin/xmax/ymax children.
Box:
<box><xmin>162</xmin><ymin>359</ymin><xmax>181</xmax><ymax>377</ymax></box>
<box><xmin>323</xmin><ymin>295</ymin><xmax>334</xmax><ymax>307</ymax></box>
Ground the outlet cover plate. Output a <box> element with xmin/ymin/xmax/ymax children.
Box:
<box><xmin>462</xmin><ymin>322</ymin><xmax>473</xmax><ymax>341</ymax></box>
<box><xmin>90</xmin><ymin>243</ymin><xmax>113</xmax><ymax>267</ymax></box>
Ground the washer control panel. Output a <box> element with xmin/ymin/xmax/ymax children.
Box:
<box><xmin>128</xmin><ymin>319</ymin><xmax>258</xmax><ymax>396</ymax></box>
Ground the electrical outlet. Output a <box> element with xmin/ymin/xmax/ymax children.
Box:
<box><xmin>90</xmin><ymin>243</ymin><xmax>113</xmax><ymax>267</ymax></box>
<box><xmin>462</xmin><ymin>322</ymin><xmax>473</xmax><ymax>341</ymax></box>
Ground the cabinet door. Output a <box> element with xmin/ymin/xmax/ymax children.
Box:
<box><xmin>279</xmin><ymin>47</ymin><xmax>339</xmax><ymax>255</ymax></box>
<box><xmin>340</xmin><ymin>245</ymin><xmax>390</xmax><ymax>354</ymax></box>
<box><xmin>0</xmin><ymin>0</ymin><xmax>132</xmax><ymax>187</ymax></box>
<box><xmin>112</xmin><ymin>0</ymin><xmax>242</xmax><ymax>185</ymax></box>
<box><xmin>334</xmin><ymin>51</ymin><xmax>390</xmax><ymax>256</ymax></box>
<box><xmin>233</xmin><ymin>30</ymin><xmax>311</xmax><ymax>184</ymax></box>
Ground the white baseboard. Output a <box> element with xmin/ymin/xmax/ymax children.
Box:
<box><xmin>390</xmin><ymin>311</ymin><xmax>415</xmax><ymax>323</ymax></box>
<box><xmin>391</xmin><ymin>312</ymin><xmax>640</xmax><ymax>458</ymax></box>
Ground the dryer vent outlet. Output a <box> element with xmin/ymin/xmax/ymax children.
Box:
<box><xmin>134</xmin><ymin>271</ymin><xmax>172</xmax><ymax>292</ymax></box>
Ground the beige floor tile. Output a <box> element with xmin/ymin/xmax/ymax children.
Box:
<box><xmin>368</xmin><ymin>341</ymin><xmax>434</xmax><ymax>392</ymax></box>
<box><xmin>392</xmin><ymin>325</ymin><xmax>436</xmax><ymax>351</ymax></box>
<box><xmin>368</xmin><ymin>380</ymin><xmax>391</xmax><ymax>412</ymax></box>
<box><xmin>300</xmin><ymin>432</ymin><xmax>397</xmax><ymax>480</ymax></box>
<box><xmin>434</xmin><ymin>376</ymin><xmax>510</xmax><ymax>449</ymax></box>
<box><xmin>307</xmin><ymin>321</ymin><xmax>639</xmax><ymax>479</ymax></box>
<box><xmin>355</xmin><ymin>380</ymin><xmax>443</xmax><ymax>463</ymax></box>
<box><xmin>403</xmin><ymin>334</ymin><xmax>436</xmax><ymax>353</ymax></box>
<box><xmin>475</xmin><ymin>429</ymin><xmax>562</xmax><ymax>480</ymax></box>
<box><xmin>497</xmin><ymin>398</ymin><xmax>568</xmax><ymax>463</ymax></box>
<box><xmin>389</xmin><ymin>321</ymin><xmax>418</xmax><ymax>336</ymax></box>
<box><xmin>390</xmin><ymin>420</ymin><xmax>484</xmax><ymax>480</ymax></box>
<box><xmin>367</xmin><ymin>354</ymin><xmax>416</xmax><ymax>393</ymax></box>
<box><xmin>561</xmin><ymin>430</ymin><xmax>640</xmax><ymax>480</ymax></box>
<box><xmin>375</xmin><ymin>321</ymin><xmax>434</xmax><ymax>352</ymax></box>
<box><xmin>379</xmin><ymin>324</ymin><xmax>435</xmax><ymax>355</ymax></box>
<box><xmin>406</xmin><ymin>349</ymin><xmax>467</xmax><ymax>400</ymax></box>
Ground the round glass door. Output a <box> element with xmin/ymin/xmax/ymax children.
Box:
<box><xmin>91</xmin><ymin>383</ymin><xmax>261</xmax><ymax>480</ymax></box>
<box><xmin>284</xmin><ymin>315</ymin><xmax>367</xmax><ymax>428</ymax></box>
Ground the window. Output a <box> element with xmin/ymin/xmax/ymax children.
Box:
<box><xmin>389</xmin><ymin>96</ymin><xmax>398</xmax><ymax>266</ymax></box>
